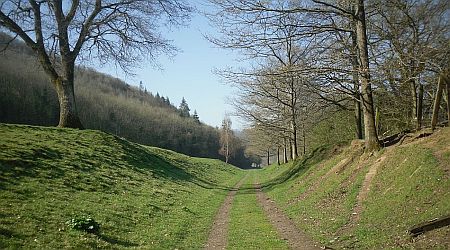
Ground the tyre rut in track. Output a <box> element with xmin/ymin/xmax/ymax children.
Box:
<box><xmin>204</xmin><ymin>176</ymin><xmax>246</xmax><ymax>250</ymax></box>
<box><xmin>254</xmin><ymin>183</ymin><xmax>321</xmax><ymax>250</ymax></box>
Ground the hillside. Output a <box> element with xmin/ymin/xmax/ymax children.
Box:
<box><xmin>0</xmin><ymin>123</ymin><xmax>244</xmax><ymax>249</ymax></box>
<box><xmin>254</xmin><ymin>128</ymin><xmax>450</xmax><ymax>249</ymax></box>
<box><xmin>0</xmin><ymin>37</ymin><xmax>214</xmax><ymax>158</ymax></box>
<box><xmin>0</xmin><ymin>33</ymin><xmax>256</xmax><ymax>168</ymax></box>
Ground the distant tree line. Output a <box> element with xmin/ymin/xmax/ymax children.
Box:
<box><xmin>0</xmin><ymin>34</ymin><xmax>259</xmax><ymax>168</ymax></box>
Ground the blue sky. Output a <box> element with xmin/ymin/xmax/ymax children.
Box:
<box><xmin>99</xmin><ymin>1</ymin><xmax>245</xmax><ymax>130</ymax></box>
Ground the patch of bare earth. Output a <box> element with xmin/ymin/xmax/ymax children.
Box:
<box><xmin>351</xmin><ymin>155</ymin><xmax>386</xmax><ymax>223</ymax></box>
<box><xmin>334</xmin><ymin>154</ymin><xmax>387</xmax><ymax>243</ymax></box>
<box><xmin>254</xmin><ymin>184</ymin><xmax>321</xmax><ymax>250</ymax></box>
<box><xmin>204</xmin><ymin>177</ymin><xmax>245</xmax><ymax>250</ymax></box>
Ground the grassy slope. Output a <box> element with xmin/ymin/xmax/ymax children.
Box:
<box><xmin>0</xmin><ymin>123</ymin><xmax>244</xmax><ymax>249</ymax></box>
<box><xmin>255</xmin><ymin>128</ymin><xmax>450</xmax><ymax>249</ymax></box>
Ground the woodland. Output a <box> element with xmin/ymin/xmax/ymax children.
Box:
<box><xmin>0</xmin><ymin>33</ymin><xmax>255</xmax><ymax>168</ymax></box>
<box><xmin>0</xmin><ymin>1</ymin><xmax>449</xmax><ymax>249</ymax></box>
<box><xmin>206</xmin><ymin>0</ymin><xmax>450</xmax><ymax>164</ymax></box>
<box><xmin>0</xmin><ymin>0</ymin><xmax>449</xmax><ymax>166</ymax></box>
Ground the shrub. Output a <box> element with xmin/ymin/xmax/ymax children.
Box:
<box><xmin>66</xmin><ymin>215</ymin><xmax>100</xmax><ymax>234</ymax></box>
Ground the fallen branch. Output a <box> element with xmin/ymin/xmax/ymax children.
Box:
<box><xmin>380</xmin><ymin>130</ymin><xmax>410</xmax><ymax>147</ymax></box>
<box><xmin>409</xmin><ymin>215</ymin><xmax>450</xmax><ymax>237</ymax></box>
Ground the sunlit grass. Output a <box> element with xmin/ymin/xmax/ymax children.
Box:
<box><xmin>228</xmin><ymin>175</ymin><xmax>289</xmax><ymax>249</ymax></box>
<box><xmin>1</xmin><ymin>124</ymin><xmax>448</xmax><ymax>249</ymax></box>
<box><xmin>250</xmin><ymin>129</ymin><xmax>450</xmax><ymax>248</ymax></box>
<box><xmin>0</xmin><ymin>123</ymin><xmax>244</xmax><ymax>249</ymax></box>
<box><xmin>355</xmin><ymin>145</ymin><xmax>450</xmax><ymax>248</ymax></box>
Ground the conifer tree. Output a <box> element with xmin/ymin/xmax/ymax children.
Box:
<box><xmin>179</xmin><ymin>97</ymin><xmax>190</xmax><ymax>117</ymax></box>
<box><xmin>193</xmin><ymin>110</ymin><xmax>200</xmax><ymax>123</ymax></box>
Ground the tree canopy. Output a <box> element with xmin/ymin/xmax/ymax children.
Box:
<box><xmin>0</xmin><ymin>0</ymin><xmax>192</xmax><ymax>128</ymax></box>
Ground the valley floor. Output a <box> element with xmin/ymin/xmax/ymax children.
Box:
<box><xmin>204</xmin><ymin>172</ymin><xmax>320</xmax><ymax>249</ymax></box>
<box><xmin>1</xmin><ymin>124</ymin><xmax>449</xmax><ymax>249</ymax></box>
<box><xmin>202</xmin><ymin>128</ymin><xmax>450</xmax><ymax>249</ymax></box>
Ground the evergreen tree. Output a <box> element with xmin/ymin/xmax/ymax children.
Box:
<box><xmin>193</xmin><ymin>110</ymin><xmax>200</xmax><ymax>123</ymax></box>
<box><xmin>139</xmin><ymin>81</ymin><xmax>144</xmax><ymax>93</ymax></box>
<box><xmin>179</xmin><ymin>97</ymin><xmax>190</xmax><ymax>117</ymax></box>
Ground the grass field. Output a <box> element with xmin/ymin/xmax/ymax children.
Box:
<box><xmin>1</xmin><ymin>123</ymin><xmax>448</xmax><ymax>249</ymax></box>
<box><xmin>0</xmin><ymin>123</ymin><xmax>244</xmax><ymax>249</ymax></box>
<box><xmin>253</xmin><ymin>128</ymin><xmax>450</xmax><ymax>249</ymax></box>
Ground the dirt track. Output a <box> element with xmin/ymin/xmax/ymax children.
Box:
<box><xmin>254</xmin><ymin>184</ymin><xmax>320</xmax><ymax>250</ymax></box>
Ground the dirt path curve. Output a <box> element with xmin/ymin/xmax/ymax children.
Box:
<box><xmin>254</xmin><ymin>184</ymin><xmax>321</xmax><ymax>250</ymax></box>
<box><xmin>204</xmin><ymin>176</ymin><xmax>246</xmax><ymax>250</ymax></box>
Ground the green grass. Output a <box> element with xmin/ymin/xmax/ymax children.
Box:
<box><xmin>228</xmin><ymin>174</ymin><xmax>289</xmax><ymax>249</ymax></box>
<box><xmin>0</xmin><ymin>123</ymin><xmax>244</xmax><ymax>249</ymax></box>
<box><xmin>1</xmin><ymin>123</ymin><xmax>449</xmax><ymax>249</ymax></box>
<box><xmin>258</xmin><ymin>146</ymin><xmax>369</xmax><ymax>244</ymax></box>
<box><xmin>251</xmin><ymin>129</ymin><xmax>450</xmax><ymax>249</ymax></box>
<box><xmin>354</xmin><ymin>144</ymin><xmax>450</xmax><ymax>248</ymax></box>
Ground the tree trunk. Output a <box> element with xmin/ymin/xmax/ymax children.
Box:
<box><xmin>226</xmin><ymin>143</ymin><xmax>229</xmax><ymax>163</ymax></box>
<box><xmin>277</xmin><ymin>147</ymin><xmax>280</xmax><ymax>165</ymax></box>
<box><xmin>410</xmin><ymin>78</ymin><xmax>418</xmax><ymax>127</ymax></box>
<box><xmin>442</xmin><ymin>69</ymin><xmax>450</xmax><ymax>125</ymax></box>
<box><xmin>417</xmin><ymin>83</ymin><xmax>424</xmax><ymax>129</ymax></box>
<box><xmin>354</xmin><ymin>0</ymin><xmax>380</xmax><ymax>151</ymax></box>
<box><xmin>351</xmin><ymin>29</ymin><xmax>363</xmax><ymax>139</ymax></box>
<box><xmin>302</xmin><ymin>123</ymin><xmax>306</xmax><ymax>155</ymax></box>
<box><xmin>53</xmin><ymin>77</ymin><xmax>83</xmax><ymax>129</ymax></box>
<box><xmin>446</xmin><ymin>78</ymin><xmax>450</xmax><ymax>126</ymax></box>
<box><xmin>354</xmin><ymin>94</ymin><xmax>363</xmax><ymax>139</ymax></box>
<box><xmin>375</xmin><ymin>107</ymin><xmax>380</xmax><ymax>135</ymax></box>
<box><xmin>431</xmin><ymin>75</ymin><xmax>444</xmax><ymax>130</ymax></box>
<box><xmin>291</xmin><ymin>140</ymin><xmax>297</xmax><ymax>160</ymax></box>
<box><xmin>283</xmin><ymin>138</ymin><xmax>288</xmax><ymax>164</ymax></box>
<box><xmin>289</xmin><ymin>77</ymin><xmax>298</xmax><ymax>160</ymax></box>
<box><xmin>291</xmin><ymin>122</ymin><xmax>298</xmax><ymax>160</ymax></box>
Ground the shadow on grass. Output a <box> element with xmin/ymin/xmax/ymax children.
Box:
<box><xmin>118</xmin><ymin>138</ymin><xmax>238</xmax><ymax>191</ymax></box>
<box><xmin>256</xmin><ymin>146</ymin><xmax>331</xmax><ymax>192</ymax></box>
<box><xmin>0</xmin><ymin>227</ymin><xmax>23</xmax><ymax>239</ymax></box>
<box><xmin>0</xmin><ymin>160</ymin><xmax>55</xmax><ymax>189</ymax></box>
<box><xmin>98</xmin><ymin>234</ymin><xmax>139</xmax><ymax>247</ymax></box>
<box><xmin>118</xmin><ymin>138</ymin><xmax>194</xmax><ymax>182</ymax></box>
<box><xmin>0</xmin><ymin>126</ymin><xmax>237</xmax><ymax>192</ymax></box>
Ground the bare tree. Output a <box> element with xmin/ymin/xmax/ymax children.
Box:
<box><xmin>219</xmin><ymin>116</ymin><xmax>233</xmax><ymax>163</ymax></box>
<box><xmin>208</xmin><ymin>1</ymin><xmax>321</xmax><ymax>157</ymax></box>
<box><xmin>352</xmin><ymin>0</ymin><xmax>380</xmax><ymax>151</ymax></box>
<box><xmin>207</xmin><ymin>0</ymin><xmax>381</xmax><ymax>151</ymax></box>
<box><xmin>0</xmin><ymin>0</ymin><xmax>191</xmax><ymax>128</ymax></box>
<box><xmin>243</xmin><ymin>125</ymin><xmax>281</xmax><ymax>166</ymax></box>
<box><xmin>431</xmin><ymin>68</ymin><xmax>450</xmax><ymax>130</ymax></box>
<box><xmin>369</xmin><ymin>0</ymin><xmax>450</xmax><ymax>130</ymax></box>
